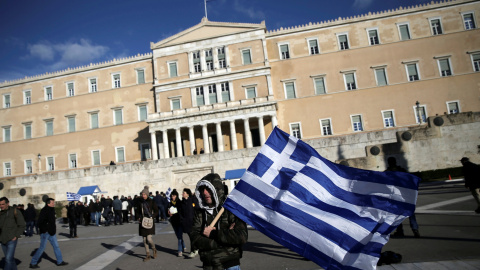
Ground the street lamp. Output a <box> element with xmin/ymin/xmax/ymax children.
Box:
<box><xmin>416</xmin><ymin>101</ymin><xmax>421</xmax><ymax>124</ymax></box>
<box><xmin>37</xmin><ymin>153</ymin><xmax>42</xmax><ymax>174</ymax></box>
<box><xmin>37</xmin><ymin>153</ymin><xmax>41</xmax><ymax>160</ymax></box>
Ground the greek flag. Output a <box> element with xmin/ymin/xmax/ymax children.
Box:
<box><xmin>66</xmin><ymin>192</ymin><xmax>81</xmax><ymax>201</ymax></box>
<box><xmin>223</xmin><ymin>127</ymin><xmax>419</xmax><ymax>270</ymax></box>
<box><xmin>165</xmin><ymin>187</ymin><xmax>172</xmax><ymax>202</ymax></box>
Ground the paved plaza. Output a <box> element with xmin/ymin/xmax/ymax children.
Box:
<box><xmin>3</xmin><ymin>180</ymin><xmax>480</xmax><ymax>269</ymax></box>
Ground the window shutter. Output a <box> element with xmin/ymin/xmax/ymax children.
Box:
<box><xmin>352</xmin><ymin>115</ymin><xmax>361</xmax><ymax>122</ymax></box>
<box><xmin>246</xmin><ymin>87</ymin><xmax>255</xmax><ymax>99</ymax></box>
<box><xmin>93</xmin><ymin>151</ymin><xmax>100</xmax><ymax>165</ymax></box>
<box><xmin>345</xmin><ymin>73</ymin><xmax>355</xmax><ymax>84</ymax></box>
<box><xmin>139</xmin><ymin>106</ymin><xmax>147</xmax><ymax>121</ymax></box>
<box><xmin>473</xmin><ymin>54</ymin><xmax>480</xmax><ymax>61</ymax></box>
<box><xmin>5</xmin><ymin>128</ymin><xmax>10</xmax><ymax>141</ymax></box>
<box><xmin>280</xmin><ymin>44</ymin><xmax>289</xmax><ymax>53</ymax></box>
<box><xmin>68</xmin><ymin>117</ymin><xmax>75</xmax><ymax>132</ymax></box>
<box><xmin>439</xmin><ymin>59</ymin><xmax>450</xmax><ymax>71</ymax></box>
<box><xmin>242</xmin><ymin>50</ymin><xmax>251</xmax><ymax>64</ymax></box>
<box><xmin>407</xmin><ymin>64</ymin><xmax>418</xmax><ymax>76</ymax></box>
<box><xmin>369</xmin><ymin>30</ymin><xmax>377</xmax><ymax>38</ymax></box>
<box><xmin>383</xmin><ymin>111</ymin><xmax>393</xmax><ymax>119</ymax></box>
<box><xmin>172</xmin><ymin>99</ymin><xmax>180</xmax><ymax>110</ymax></box>
<box><xmin>375</xmin><ymin>69</ymin><xmax>387</xmax><ymax>86</ymax></box>
<box><xmin>399</xmin><ymin>25</ymin><xmax>410</xmax><ymax>40</ymax></box>
<box><xmin>138</xmin><ymin>70</ymin><xmax>145</xmax><ymax>83</ymax></box>
<box><xmin>46</xmin><ymin>121</ymin><xmax>53</xmax><ymax>136</ymax></box>
<box><xmin>115</xmin><ymin>110</ymin><xmax>122</xmax><ymax>125</ymax></box>
<box><xmin>315</xmin><ymin>78</ymin><xmax>325</xmax><ymax>94</ymax></box>
<box><xmin>321</xmin><ymin>119</ymin><xmax>330</xmax><ymax>127</ymax></box>
<box><xmin>117</xmin><ymin>148</ymin><xmax>125</xmax><ymax>162</ymax></box>
<box><xmin>339</xmin><ymin>35</ymin><xmax>347</xmax><ymax>43</ymax></box>
<box><xmin>91</xmin><ymin>114</ymin><xmax>98</xmax><ymax>129</ymax></box>
<box><xmin>285</xmin><ymin>82</ymin><xmax>296</xmax><ymax>99</ymax></box>
<box><xmin>5</xmin><ymin>95</ymin><xmax>10</xmax><ymax>104</ymax></box>
<box><xmin>25</xmin><ymin>124</ymin><xmax>31</xmax><ymax>139</ymax></box>
<box><xmin>309</xmin><ymin>39</ymin><xmax>317</xmax><ymax>48</ymax></box>
<box><xmin>448</xmin><ymin>102</ymin><xmax>458</xmax><ymax>112</ymax></box>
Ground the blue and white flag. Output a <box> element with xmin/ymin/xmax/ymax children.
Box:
<box><xmin>165</xmin><ymin>187</ymin><xmax>172</xmax><ymax>202</ymax></box>
<box><xmin>67</xmin><ymin>192</ymin><xmax>82</xmax><ymax>201</ymax></box>
<box><xmin>223</xmin><ymin>127</ymin><xmax>420</xmax><ymax>270</ymax></box>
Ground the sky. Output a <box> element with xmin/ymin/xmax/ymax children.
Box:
<box><xmin>0</xmin><ymin>0</ymin><xmax>433</xmax><ymax>83</ymax></box>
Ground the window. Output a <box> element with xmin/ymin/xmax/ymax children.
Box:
<box><xmin>471</xmin><ymin>53</ymin><xmax>480</xmax><ymax>72</ymax></box>
<box><xmin>344</xmin><ymin>73</ymin><xmax>357</xmax><ymax>90</ymax></box>
<box><xmin>90</xmin><ymin>112</ymin><xmax>99</xmax><ymax>129</ymax></box>
<box><xmin>308</xmin><ymin>39</ymin><xmax>319</xmax><ymax>55</ymax></box>
<box><xmin>242</xmin><ymin>49</ymin><xmax>252</xmax><ymax>65</ymax></box>
<box><xmin>382</xmin><ymin>111</ymin><xmax>395</xmax><ymax>128</ymax></box>
<box><xmin>3</xmin><ymin>126</ymin><xmax>10</xmax><ymax>142</ymax></box>
<box><xmin>374</xmin><ymin>68</ymin><xmax>388</xmax><ymax>86</ymax></box>
<box><xmin>447</xmin><ymin>101</ymin><xmax>460</xmax><ymax>114</ymax></box>
<box><xmin>47</xmin><ymin>157</ymin><xmax>55</xmax><ymax>171</ymax></box>
<box><xmin>218</xmin><ymin>47</ymin><xmax>226</xmax><ymax>68</ymax></box>
<box><xmin>462</xmin><ymin>12</ymin><xmax>476</xmax><ymax>30</ymax></box>
<box><xmin>314</xmin><ymin>77</ymin><xmax>326</xmax><ymax>95</ymax></box>
<box><xmin>168</xmin><ymin>62</ymin><xmax>178</xmax><ymax>77</ymax></box>
<box><xmin>208</xmin><ymin>84</ymin><xmax>217</xmax><ymax>104</ymax></box>
<box><xmin>397</xmin><ymin>23</ymin><xmax>411</xmax><ymax>40</ymax></box>
<box><xmin>67</xmin><ymin>116</ymin><xmax>76</xmax><ymax>133</ymax></box>
<box><xmin>92</xmin><ymin>150</ymin><xmax>101</xmax><ymax>166</ymax></box>
<box><xmin>4</xmin><ymin>162</ymin><xmax>11</xmax><ymax>176</ymax></box>
<box><xmin>3</xmin><ymin>94</ymin><xmax>10</xmax><ymax>108</ymax></box>
<box><xmin>367</xmin><ymin>28</ymin><xmax>380</xmax><ymax>45</ymax></box>
<box><xmin>171</xmin><ymin>98</ymin><xmax>181</xmax><ymax>110</ymax></box>
<box><xmin>25</xmin><ymin>160</ymin><xmax>32</xmax><ymax>174</ymax></box>
<box><xmin>69</xmin><ymin>153</ymin><xmax>77</xmax><ymax>169</ymax></box>
<box><xmin>112</xmin><ymin>73</ymin><xmax>121</xmax><ymax>88</ymax></box>
<box><xmin>205</xmin><ymin>49</ymin><xmax>213</xmax><ymax>71</ymax></box>
<box><xmin>337</xmin><ymin>33</ymin><xmax>349</xmax><ymax>50</ymax></box>
<box><xmin>221</xmin><ymin>82</ymin><xmax>230</xmax><ymax>102</ymax></box>
<box><xmin>24</xmin><ymin>123</ymin><xmax>32</xmax><ymax>139</ymax></box>
<box><xmin>430</xmin><ymin>18</ymin><xmax>443</xmax><ymax>35</ymax></box>
<box><xmin>406</xmin><ymin>63</ymin><xmax>420</xmax><ymax>81</ymax></box>
<box><xmin>246</xmin><ymin>87</ymin><xmax>256</xmax><ymax>99</ymax></box>
<box><xmin>67</xmin><ymin>82</ymin><xmax>75</xmax><ymax>97</ymax></box>
<box><xmin>45</xmin><ymin>120</ymin><xmax>53</xmax><ymax>136</ymax></box>
<box><xmin>290</xmin><ymin>123</ymin><xmax>302</xmax><ymax>139</ymax></box>
<box><xmin>193</xmin><ymin>51</ymin><xmax>201</xmax><ymax>73</ymax></box>
<box><xmin>116</xmin><ymin>146</ymin><xmax>125</xmax><ymax>163</ymax></box>
<box><xmin>438</xmin><ymin>58</ymin><xmax>452</xmax><ymax>77</ymax></box>
<box><xmin>320</xmin><ymin>119</ymin><xmax>332</xmax><ymax>136</ymax></box>
<box><xmin>113</xmin><ymin>108</ymin><xmax>123</xmax><ymax>125</ymax></box>
<box><xmin>141</xmin><ymin>143</ymin><xmax>151</xmax><ymax>160</ymax></box>
<box><xmin>24</xmin><ymin>90</ymin><xmax>31</xmax><ymax>104</ymax></box>
<box><xmin>414</xmin><ymin>104</ymin><xmax>427</xmax><ymax>123</ymax></box>
<box><xmin>284</xmin><ymin>81</ymin><xmax>296</xmax><ymax>99</ymax></box>
<box><xmin>138</xmin><ymin>105</ymin><xmax>147</xmax><ymax>121</ymax></box>
<box><xmin>45</xmin><ymin>86</ymin><xmax>53</xmax><ymax>100</ymax></box>
<box><xmin>196</xmin><ymin>86</ymin><xmax>204</xmax><ymax>106</ymax></box>
<box><xmin>351</xmin><ymin>115</ymin><xmax>364</xmax><ymax>132</ymax></box>
<box><xmin>137</xmin><ymin>69</ymin><xmax>145</xmax><ymax>84</ymax></box>
<box><xmin>89</xmin><ymin>78</ymin><xmax>97</xmax><ymax>93</ymax></box>
<box><xmin>279</xmin><ymin>44</ymin><xmax>290</xmax><ymax>59</ymax></box>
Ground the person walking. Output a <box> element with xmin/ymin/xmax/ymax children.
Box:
<box><xmin>102</xmin><ymin>196</ymin><xmax>113</xmax><ymax>226</ymax></box>
<box><xmin>0</xmin><ymin>197</ymin><xmax>26</xmax><ymax>270</ymax></box>
<box><xmin>94</xmin><ymin>199</ymin><xmax>103</xmax><ymax>226</ymax></box>
<box><xmin>137</xmin><ymin>186</ymin><xmax>158</xmax><ymax>262</ymax></box>
<box><xmin>29</xmin><ymin>198</ymin><xmax>68</xmax><ymax>268</ymax></box>
<box><xmin>24</xmin><ymin>203</ymin><xmax>36</xmax><ymax>237</ymax></box>
<box><xmin>168</xmin><ymin>189</ymin><xmax>185</xmax><ymax>257</ymax></box>
<box><xmin>182</xmin><ymin>188</ymin><xmax>198</xmax><ymax>258</ymax></box>
<box><xmin>154</xmin><ymin>191</ymin><xmax>163</xmax><ymax>223</ymax></box>
<box><xmin>121</xmin><ymin>196</ymin><xmax>129</xmax><ymax>224</ymax></box>
<box><xmin>112</xmin><ymin>196</ymin><xmax>123</xmax><ymax>225</ymax></box>
<box><xmin>67</xmin><ymin>202</ymin><xmax>78</xmax><ymax>238</ymax></box>
<box><xmin>460</xmin><ymin>157</ymin><xmax>480</xmax><ymax>213</ymax></box>
<box><xmin>191</xmin><ymin>173</ymin><xmax>248</xmax><ymax>270</ymax></box>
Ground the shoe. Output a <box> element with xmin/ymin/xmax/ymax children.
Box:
<box><xmin>143</xmin><ymin>253</ymin><xmax>151</xmax><ymax>262</ymax></box>
<box><xmin>29</xmin><ymin>264</ymin><xmax>40</xmax><ymax>269</ymax></box>
<box><xmin>153</xmin><ymin>249</ymin><xmax>157</xmax><ymax>259</ymax></box>
<box><xmin>74</xmin><ymin>236</ymin><xmax>79</xmax><ymax>238</ymax></box>
<box><xmin>178</xmin><ymin>252</ymin><xmax>183</xmax><ymax>257</ymax></box>
<box><xmin>413</xmin><ymin>230</ymin><xmax>420</xmax><ymax>238</ymax></box>
<box><xmin>56</xmin><ymin>261</ymin><xmax>68</xmax><ymax>266</ymax></box>
<box><xmin>187</xmin><ymin>250</ymin><xmax>198</xmax><ymax>258</ymax></box>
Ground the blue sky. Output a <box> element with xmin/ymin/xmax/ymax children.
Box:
<box><xmin>0</xmin><ymin>0</ymin><xmax>431</xmax><ymax>82</ymax></box>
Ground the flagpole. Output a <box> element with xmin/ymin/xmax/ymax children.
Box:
<box><xmin>208</xmin><ymin>207</ymin><xmax>224</xmax><ymax>227</ymax></box>
<box><xmin>204</xmin><ymin>0</ymin><xmax>208</xmax><ymax>19</ymax></box>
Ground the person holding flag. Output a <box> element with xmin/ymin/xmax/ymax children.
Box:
<box><xmin>191</xmin><ymin>173</ymin><xmax>248</xmax><ymax>270</ymax></box>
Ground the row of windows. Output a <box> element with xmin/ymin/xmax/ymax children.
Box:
<box><xmin>281</xmin><ymin>54</ymin><xmax>480</xmax><ymax>99</ymax></box>
<box><xmin>277</xmin><ymin>11</ymin><xmax>477</xmax><ymax>59</ymax></box>
<box><xmin>1</xmin><ymin>105</ymin><xmax>148</xmax><ymax>142</ymax></box>
<box><xmin>1</xmin><ymin>145</ymin><xmax>152</xmax><ymax>176</ymax></box>
<box><xmin>289</xmin><ymin>101</ymin><xmax>461</xmax><ymax>139</ymax></box>
<box><xmin>1</xmin><ymin>69</ymin><xmax>146</xmax><ymax>108</ymax></box>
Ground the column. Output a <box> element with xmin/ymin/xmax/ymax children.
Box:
<box><xmin>150</xmin><ymin>131</ymin><xmax>158</xmax><ymax>160</ymax></box>
<box><xmin>175</xmin><ymin>128</ymin><xmax>183</xmax><ymax>157</ymax></box>
<box><xmin>243</xmin><ymin>118</ymin><xmax>253</xmax><ymax>149</ymax></box>
<box><xmin>189</xmin><ymin>126</ymin><xmax>196</xmax><ymax>155</ymax></box>
<box><xmin>216</xmin><ymin>122</ymin><xmax>224</xmax><ymax>152</ymax></box>
<box><xmin>202</xmin><ymin>124</ymin><xmax>210</xmax><ymax>154</ymax></box>
<box><xmin>271</xmin><ymin>114</ymin><xmax>278</xmax><ymax>128</ymax></box>
<box><xmin>258</xmin><ymin>116</ymin><xmax>266</xmax><ymax>145</ymax></box>
<box><xmin>229</xmin><ymin>120</ymin><xmax>238</xmax><ymax>150</ymax></box>
<box><xmin>162</xmin><ymin>130</ymin><xmax>170</xmax><ymax>159</ymax></box>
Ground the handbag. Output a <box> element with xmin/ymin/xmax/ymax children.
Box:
<box><xmin>141</xmin><ymin>202</ymin><xmax>154</xmax><ymax>229</ymax></box>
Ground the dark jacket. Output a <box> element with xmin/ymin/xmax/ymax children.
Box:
<box><xmin>169</xmin><ymin>198</ymin><xmax>183</xmax><ymax>228</ymax></box>
<box><xmin>463</xmin><ymin>161</ymin><xmax>480</xmax><ymax>189</ymax></box>
<box><xmin>112</xmin><ymin>198</ymin><xmax>122</xmax><ymax>211</ymax></box>
<box><xmin>136</xmin><ymin>197</ymin><xmax>158</xmax><ymax>237</ymax></box>
<box><xmin>191</xmin><ymin>174</ymin><xmax>248</xmax><ymax>270</ymax></box>
<box><xmin>0</xmin><ymin>206</ymin><xmax>26</xmax><ymax>244</ymax></box>
<box><xmin>181</xmin><ymin>196</ymin><xmax>194</xmax><ymax>234</ymax></box>
<box><xmin>24</xmin><ymin>205</ymin><xmax>37</xmax><ymax>222</ymax></box>
<box><xmin>38</xmin><ymin>205</ymin><xmax>57</xmax><ymax>236</ymax></box>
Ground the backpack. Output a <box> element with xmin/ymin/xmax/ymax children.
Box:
<box><xmin>377</xmin><ymin>251</ymin><xmax>402</xmax><ymax>266</ymax></box>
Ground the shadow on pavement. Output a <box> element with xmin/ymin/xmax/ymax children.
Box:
<box><xmin>243</xmin><ymin>241</ymin><xmax>309</xmax><ymax>261</ymax></box>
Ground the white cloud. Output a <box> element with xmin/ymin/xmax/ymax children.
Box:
<box><xmin>233</xmin><ymin>0</ymin><xmax>265</xmax><ymax>20</ymax></box>
<box><xmin>28</xmin><ymin>43</ymin><xmax>55</xmax><ymax>61</ymax></box>
<box><xmin>352</xmin><ymin>0</ymin><xmax>374</xmax><ymax>10</ymax></box>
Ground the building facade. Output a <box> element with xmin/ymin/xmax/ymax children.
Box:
<box><xmin>1</xmin><ymin>0</ymin><xmax>479</xmax><ymax>201</ymax></box>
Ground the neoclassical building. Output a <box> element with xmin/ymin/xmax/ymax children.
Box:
<box><xmin>1</xmin><ymin>0</ymin><xmax>479</xmax><ymax>190</ymax></box>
